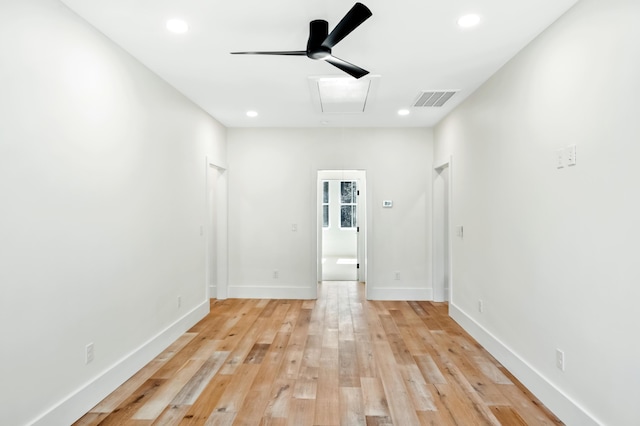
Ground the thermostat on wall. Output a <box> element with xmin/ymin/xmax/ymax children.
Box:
<box><xmin>383</xmin><ymin>200</ymin><xmax>393</xmax><ymax>208</ymax></box>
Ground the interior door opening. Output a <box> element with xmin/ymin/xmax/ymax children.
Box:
<box><xmin>322</xmin><ymin>179</ymin><xmax>358</xmax><ymax>281</ymax></box>
<box><xmin>317</xmin><ymin>170</ymin><xmax>367</xmax><ymax>289</ymax></box>
<box><xmin>433</xmin><ymin>162</ymin><xmax>451</xmax><ymax>302</ymax></box>
<box><xmin>206</xmin><ymin>161</ymin><xmax>228</xmax><ymax>300</ymax></box>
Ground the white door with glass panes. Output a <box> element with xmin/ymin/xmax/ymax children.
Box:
<box><xmin>322</xmin><ymin>180</ymin><xmax>358</xmax><ymax>281</ymax></box>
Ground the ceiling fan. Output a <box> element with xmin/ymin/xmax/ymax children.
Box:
<box><xmin>231</xmin><ymin>3</ymin><xmax>372</xmax><ymax>79</ymax></box>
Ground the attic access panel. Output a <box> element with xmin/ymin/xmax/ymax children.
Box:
<box><xmin>308</xmin><ymin>75</ymin><xmax>380</xmax><ymax>114</ymax></box>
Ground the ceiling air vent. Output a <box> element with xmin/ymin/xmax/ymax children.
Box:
<box><xmin>413</xmin><ymin>91</ymin><xmax>458</xmax><ymax>107</ymax></box>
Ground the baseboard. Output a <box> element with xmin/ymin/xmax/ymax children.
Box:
<box><xmin>367</xmin><ymin>286</ymin><xmax>433</xmax><ymax>301</ymax></box>
<box><xmin>227</xmin><ymin>285</ymin><xmax>315</xmax><ymax>299</ymax></box>
<box><xmin>449</xmin><ymin>303</ymin><xmax>601</xmax><ymax>426</ymax></box>
<box><xmin>29</xmin><ymin>300</ymin><xmax>210</xmax><ymax>426</ymax></box>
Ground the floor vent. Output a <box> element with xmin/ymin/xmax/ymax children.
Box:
<box><xmin>413</xmin><ymin>90</ymin><xmax>457</xmax><ymax>107</ymax></box>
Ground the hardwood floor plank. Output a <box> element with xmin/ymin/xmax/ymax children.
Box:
<box><xmin>234</xmin><ymin>333</ymin><xmax>292</xmax><ymax>424</ymax></box>
<box><xmin>429</xmin><ymin>332</ymin><xmax>502</xmax><ymax>425</ymax></box>
<box><xmin>364</xmin><ymin>416</ymin><xmax>393</xmax><ymax>426</ymax></box>
<box><xmin>360</xmin><ymin>377</ymin><xmax>391</xmax><ymax>417</ymax></box>
<box><xmin>299</xmin><ymin>334</ymin><xmax>322</xmax><ymax>371</ymax></box>
<box><xmin>292</xmin><ymin>378</ymin><xmax>317</xmax><ymax>399</ymax></box>
<box><xmin>257</xmin><ymin>303</ymin><xmax>292</xmax><ymax>344</ymax></box>
<box><xmin>71</xmin><ymin>412</ymin><xmax>108</xmax><ymax>425</ymax></box>
<box><xmin>433</xmin><ymin>383</ymin><xmax>495</xmax><ymax>425</ymax></box>
<box><xmin>86</xmin><ymin>378</ymin><xmax>166</xmax><ymax>426</ymax></box>
<box><xmin>490</xmin><ymin>405</ymin><xmax>529</xmax><ymax>426</ymax></box>
<box><xmin>338</xmin><ymin>284</ymin><xmax>356</xmax><ymax>341</ymax></box>
<box><xmin>170</xmin><ymin>351</ymin><xmax>230</xmax><ymax>405</ymax></box>
<box><xmin>389</xmin><ymin>309</ymin><xmax>429</xmax><ymax>356</ymax></box>
<box><xmin>204</xmin><ymin>364</ymin><xmax>260</xmax><ymax>424</ymax></box>
<box><xmin>285</xmin><ymin>399</ymin><xmax>315</xmax><ymax>426</ymax></box>
<box><xmin>243</xmin><ymin>343</ymin><xmax>271</xmax><ymax>364</ymax></box>
<box><xmin>355</xmin><ymin>333</ymin><xmax>378</xmax><ymax>378</ymax></box>
<box><xmin>372</xmin><ymin>340</ymin><xmax>421</xmax><ymax>425</ymax></box>
<box><xmin>340</xmin><ymin>387</ymin><xmax>366</xmax><ymax>426</ymax></box>
<box><xmin>414</xmin><ymin>354</ymin><xmax>447</xmax><ymax>385</ymax></box>
<box><xmin>313</xmin><ymin>346</ymin><xmax>340</xmax><ymax>425</ymax></box>
<box><xmin>262</xmin><ymin>379</ymin><xmax>295</xmax><ymax>419</ymax></box>
<box><xmin>203</xmin><ymin>410</ymin><xmax>235</xmax><ymax>426</ymax></box>
<box><xmin>279</xmin><ymin>300</ymin><xmax>303</xmax><ymax>334</ymax></box>
<box><xmin>416</xmin><ymin>409</ymin><xmax>457</xmax><ymax>426</ymax></box>
<box><xmin>399</xmin><ymin>364</ymin><xmax>437</xmax><ymax>411</ymax></box>
<box><xmin>339</xmin><ymin>339</ymin><xmax>360</xmax><ymax>387</ymax></box>
<box><xmin>497</xmin><ymin>384</ymin><xmax>563</xmax><ymax>425</ymax></box>
<box><xmin>277</xmin><ymin>309</ymin><xmax>311</xmax><ymax>380</ymax></box>
<box><xmin>133</xmin><ymin>358</ymin><xmax>208</xmax><ymax>420</ymax></box>
<box><xmin>75</xmin><ymin>283</ymin><xmax>563</xmax><ymax>426</ymax></box>
<box><xmin>88</xmin><ymin>360</ymin><xmax>166</xmax><ymax>415</ymax></box>
<box><xmin>152</xmin><ymin>404</ymin><xmax>190</xmax><ymax>425</ymax></box>
<box><xmin>179</xmin><ymin>374</ymin><xmax>232</xmax><ymax>425</ymax></box>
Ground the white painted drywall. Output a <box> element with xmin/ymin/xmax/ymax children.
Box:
<box><xmin>0</xmin><ymin>1</ymin><xmax>226</xmax><ymax>425</ymax></box>
<box><xmin>227</xmin><ymin>128</ymin><xmax>433</xmax><ymax>300</ymax></box>
<box><xmin>434</xmin><ymin>0</ymin><xmax>640</xmax><ymax>424</ymax></box>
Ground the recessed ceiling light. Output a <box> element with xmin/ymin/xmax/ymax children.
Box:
<box><xmin>457</xmin><ymin>14</ymin><xmax>481</xmax><ymax>28</ymax></box>
<box><xmin>166</xmin><ymin>19</ymin><xmax>189</xmax><ymax>34</ymax></box>
<box><xmin>246</xmin><ymin>110</ymin><xmax>258</xmax><ymax>118</ymax></box>
<box><xmin>398</xmin><ymin>109</ymin><xmax>410</xmax><ymax>116</ymax></box>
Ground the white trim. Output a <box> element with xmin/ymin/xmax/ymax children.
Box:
<box><xmin>29</xmin><ymin>301</ymin><xmax>210</xmax><ymax>426</ymax></box>
<box><xmin>368</xmin><ymin>286</ymin><xmax>433</xmax><ymax>301</ymax></box>
<box><xmin>432</xmin><ymin>158</ymin><xmax>453</xmax><ymax>303</ymax></box>
<box><xmin>228</xmin><ymin>285</ymin><xmax>316</xmax><ymax>300</ymax></box>
<box><xmin>316</xmin><ymin>170</ymin><xmax>368</xmax><ymax>294</ymax></box>
<box><xmin>449</xmin><ymin>303</ymin><xmax>602</xmax><ymax>426</ymax></box>
<box><xmin>205</xmin><ymin>160</ymin><xmax>228</xmax><ymax>300</ymax></box>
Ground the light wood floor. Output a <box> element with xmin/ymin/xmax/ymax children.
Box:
<box><xmin>74</xmin><ymin>282</ymin><xmax>562</xmax><ymax>425</ymax></box>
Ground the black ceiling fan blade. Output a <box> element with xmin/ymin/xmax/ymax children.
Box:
<box><xmin>321</xmin><ymin>2</ymin><xmax>372</xmax><ymax>49</ymax></box>
<box><xmin>230</xmin><ymin>51</ymin><xmax>306</xmax><ymax>56</ymax></box>
<box><xmin>325</xmin><ymin>55</ymin><xmax>369</xmax><ymax>79</ymax></box>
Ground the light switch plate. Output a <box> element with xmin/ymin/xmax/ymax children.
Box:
<box><xmin>566</xmin><ymin>145</ymin><xmax>576</xmax><ymax>166</ymax></box>
<box><xmin>556</xmin><ymin>149</ymin><xmax>564</xmax><ymax>169</ymax></box>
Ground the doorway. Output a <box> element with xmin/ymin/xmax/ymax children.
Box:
<box><xmin>317</xmin><ymin>170</ymin><xmax>367</xmax><ymax>285</ymax></box>
<box><xmin>433</xmin><ymin>162</ymin><xmax>451</xmax><ymax>302</ymax></box>
<box><xmin>206</xmin><ymin>161</ymin><xmax>228</xmax><ymax>300</ymax></box>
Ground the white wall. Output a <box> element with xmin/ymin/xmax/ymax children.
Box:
<box><xmin>0</xmin><ymin>1</ymin><xmax>227</xmax><ymax>425</ymax></box>
<box><xmin>434</xmin><ymin>0</ymin><xmax>640</xmax><ymax>424</ymax></box>
<box><xmin>227</xmin><ymin>128</ymin><xmax>433</xmax><ymax>300</ymax></box>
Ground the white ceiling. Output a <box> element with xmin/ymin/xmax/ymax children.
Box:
<box><xmin>59</xmin><ymin>0</ymin><xmax>578</xmax><ymax>128</ymax></box>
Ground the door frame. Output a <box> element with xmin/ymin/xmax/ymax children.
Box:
<box><xmin>205</xmin><ymin>159</ymin><xmax>228</xmax><ymax>300</ymax></box>
<box><xmin>432</xmin><ymin>157</ymin><xmax>453</xmax><ymax>303</ymax></box>
<box><xmin>315</xmin><ymin>170</ymin><xmax>367</xmax><ymax>297</ymax></box>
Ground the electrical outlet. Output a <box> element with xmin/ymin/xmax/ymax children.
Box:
<box><xmin>85</xmin><ymin>343</ymin><xmax>94</xmax><ymax>364</ymax></box>
<box><xmin>273</xmin><ymin>270</ymin><xmax>279</xmax><ymax>279</ymax></box>
<box><xmin>394</xmin><ymin>271</ymin><xmax>401</xmax><ymax>280</ymax></box>
<box><xmin>478</xmin><ymin>300</ymin><xmax>484</xmax><ymax>313</ymax></box>
<box><xmin>556</xmin><ymin>349</ymin><xmax>565</xmax><ymax>371</ymax></box>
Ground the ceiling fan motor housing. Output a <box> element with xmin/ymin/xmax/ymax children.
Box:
<box><xmin>307</xmin><ymin>20</ymin><xmax>331</xmax><ymax>59</ymax></box>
